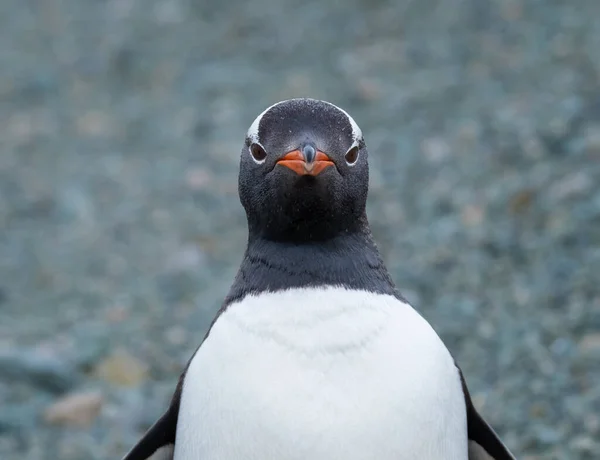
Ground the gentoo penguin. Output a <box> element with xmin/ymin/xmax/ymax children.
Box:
<box><xmin>121</xmin><ymin>98</ymin><xmax>516</xmax><ymax>460</ymax></box>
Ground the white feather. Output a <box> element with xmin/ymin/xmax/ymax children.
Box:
<box><xmin>246</xmin><ymin>99</ymin><xmax>363</xmax><ymax>145</ymax></box>
<box><xmin>175</xmin><ymin>286</ymin><xmax>467</xmax><ymax>460</ymax></box>
<box><xmin>468</xmin><ymin>441</ymin><xmax>495</xmax><ymax>460</ymax></box>
<box><xmin>246</xmin><ymin>100</ymin><xmax>287</xmax><ymax>144</ymax></box>
<box><xmin>148</xmin><ymin>445</ymin><xmax>174</xmax><ymax>460</ymax></box>
<box><xmin>321</xmin><ymin>100</ymin><xmax>363</xmax><ymax>143</ymax></box>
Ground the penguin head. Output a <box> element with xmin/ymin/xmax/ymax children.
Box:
<box><xmin>238</xmin><ymin>98</ymin><xmax>369</xmax><ymax>242</ymax></box>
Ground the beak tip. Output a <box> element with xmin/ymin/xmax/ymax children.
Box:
<box><xmin>302</xmin><ymin>144</ymin><xmax>316</xmax><ymax>163</ymax></box>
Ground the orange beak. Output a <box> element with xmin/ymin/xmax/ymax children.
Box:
<box><xmin>276</xmin><ymin>149</ymin><xmax>334</xmax><ymax>176</ymax></box>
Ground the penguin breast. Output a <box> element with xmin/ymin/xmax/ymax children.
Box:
<box><xmin>175</xmin><ymin>286</ymin><xmax>468</xmax><ymax>460</ymax></box>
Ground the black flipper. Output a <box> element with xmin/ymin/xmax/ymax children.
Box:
<box><xmin>120</xmin><ymin>373</ymin><xmax>185</xmax><ymax>460</ymax></box>
<box><xmin>457</xmin><ymin>366</ymin><xmax>517</xmax><ymax>460</ymax></box>
<box><xmin>120</xmin><ymin>305</ymin><xmax>229</xmax><ymax>460</ymax></box>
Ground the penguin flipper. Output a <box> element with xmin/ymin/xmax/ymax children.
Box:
<box><xmin>121</xmin><ymin>376</ymin><xmax>183</xmax><ymax>460</ymax></box>
<box><xmin>120</xmin><ymin>406</ymin><xmax>177</xmax><ymax>460</ymax></box>
<box><xmin>458</xmin><ymin>367</ymin><xmax>517</xmax><ymax>460</ymax></box>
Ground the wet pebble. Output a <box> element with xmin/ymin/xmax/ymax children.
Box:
<box><xmin>43</xmin><ymin>390</ymin><xmax>104</xmax><ymax>427</ymax></box>
<box><xmin>0</xmin><ymin>348</ymin><xmax>79</xmax><ymax>394</ymax></box>
<box><xmin>94</xmin><ymin>349</ymin><xmax>149</xmax><ymax>388</ymax></box>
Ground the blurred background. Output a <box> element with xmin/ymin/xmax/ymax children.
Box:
<box><xmin>1</xmin><ymin>0</ymin><xmax>599</xmax><ymax>459</ymax></box>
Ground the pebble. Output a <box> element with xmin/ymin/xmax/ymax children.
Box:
<box><xmin>156</xmin><ymin>271</ymin><xmax>199</xmax><ymax>305</ymax></box>
<box><xmin>583</xmin><ymin>123</ymin><xmax>600</xmax><ymax>153</ymax></box>
<box><xmin>0</xmin><ymin>348</ymin><xmax>78</xmax><ymax>394</ymax></box>
<box><xmin>55</xmin><ymin>185</ymin><xmax>95</xmax><ymax>225</ymax></box>
<box><xmin>570</xmin><ymin>435</ymin><xmax>596</xmax><ymax>454</ymax></box>
<box><xmin>533</xmin><ymin>424</ymin><xmax>563</xmax><ymax>445</ymax></box>
<box><xmin>43</xmin><ymin>391</ymin><xmax>104</xmax><ymax>428</ymax></box>
<box><xmin>185</xmin><ymin>168</ymin><xmax>213</xmax><ymax>191</ymax></box>
<box><xmin>106</xmin><ymin>305</ymin><xmax>130</xmax><ymax>324</ymax></box>
<box><xmin>165</xmin><ymin>244</ymin><xmax>206</xmax><ymax>273</ymax></box>
<box><xmin>578</xmin><ymin>333</ymin><xmax>600</xmax><ymax>356</ymax></box>
<box><xmin>75</xmin><ymin>111</ymin><xmax>113</xmax><ymax>137</ymax></box>
<box><xmin>508</xmin><ymin>189</ymin><xmax>536</xmax><ymax>215</ymax></box>
<box><xmin>461</xmin><ymin>204</ymin><xmax>485</xmax><ymax>227</ymax></box>
<box><xmin>549</xmin><ymin>172</ymin><xmax>593</xmax><ymax>201</ymax></box>
<box><xmin>584</xmin><ymin>415</ymin><xmax>600</xmax><ymax>434</ymax></box>
<box><xmin>164</xmin><ymin>326</ymin><xmax>187</xmax><ymax>347</ymax></box>
<box><xmin>420</xmin><ymin>136</ymin><xmax>451</xmax><ymax>164</ymax></box>
<box><xmin>68</xmin><ymin>333</ymin><xmax>110</xmax><ymax>372</ymax></box>
<box><xmin>0</xmin><ymin>402</ymin><xmax>41</xmax><ymax>434</ymax></box>
<box><xmin>94</xmin><ymin>349</ymin><xmax>149</xmax><ymax>387</ymax></box>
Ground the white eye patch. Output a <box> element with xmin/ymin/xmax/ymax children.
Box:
<box><xmin>245</xmin><ymin>98</ymin><xmax>364</xmax><ymax>146</ymax></box>
<box><xmin>246</xmin><ymin>100</ymin><xmax>287</xmax><ymax>145</ymax></box>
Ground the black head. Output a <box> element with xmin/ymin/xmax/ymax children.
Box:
<box><xmin>239</xmin><ymin>98</ymin><xmax>369</xmax><ymax>242</ymax></box>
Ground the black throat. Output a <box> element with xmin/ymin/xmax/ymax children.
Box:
<box><xmin>223</xmin><ymin>219</ymin><xmax>403</xmax><ymax>308</ymax></box>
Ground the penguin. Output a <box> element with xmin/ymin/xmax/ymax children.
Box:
<box><xmin>121</xmin><ymin>98</ymin><xmax>517</xmax><ymax>460</ymax></box>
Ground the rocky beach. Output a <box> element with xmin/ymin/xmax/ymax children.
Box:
<box><xmin>1</xmin><ymin>0</ymin><xmax>599</xmax><ymax>458</ymax></box>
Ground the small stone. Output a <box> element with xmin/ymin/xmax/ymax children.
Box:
<box><xmin>508</xmin><ymin>189</ymin><xmax>535</xmax><ymax>214</ymax></box>
<box><xmin>282</xmin><ymin>73</ymin><xmax>313</xmax><ymax>97</ymax></box>
<box><xmin>8</xmin><ymin>112</ymin><xmax>35</xmax><ymax>142</ymax></box>
<box><xmin>583</xmin><ymin>123</ymin><xmax>600</xmax><ymax>153</ymax></box>
<box><xmin>477</xmin><ymin>320</ymin><xmax>495</xmax><ymax>340</ymax></box>
<box><xmin>154</xmin><ymin>0</ymin><xmax>184</xmax><ymax>24</ymax></box>
<box><xmin>165</xmin><ymin>326</ymin><xmax>187</xmax><ymax>346</ymax></box>
<box><xmin>95</xmin><ymin>349</ymin><xmax>149</xmax><ymax>387</ymax></box>
<box><xmin>356</xmin><ymin>78</ymin><xmax>381</xmax><ymax>102</ymax></box>
<box><xmin>522</xmin><ymin>135</ymin><xmax>545</xmax><ymax>159</ymax></box>
<box><xmin>0</xmin><ymin>287</ymin><xmax>8</xmax><ymax>305</ymax></box>
<box><xmin>55</xmin><ymin>186</ymin><xmax>94</xmax><ymax>224</ymax></box>
<box><xmin>457</xmin><ymin>121</ymin><xmax>480</xmax><ymax>143</ymax></box>
<box><xmin>185</xmin><ymin>168</ymin><xmax>212</xmax><ymax>191</ymax></box>
<box><xmin>578</xmin><ymin>333</ymin><xmax>600</xmax><ymax>355</ymax></box>
<box><xmin>43</xmin><ymin>390</ymin><xmax>103</xmax><ymax>427</ymax></box>
<box><xmin>570</xmin><ymin>435</ymin><xmax>595</xmax><ymax>453</ymax></box>
<box><xmin>106</xmin><ymin>305</ymin><xmax>130</xmax><ymax>324</ymax></box>
<box><xmin>70</xmin><ymin>337</ymin><xmax>109</xmax><ymax>372</ymax></box>
<box><xmin>421</xmin><ymin>137</ymin><xmax>450</xmax><ymax>164</ymax></box>
<box><xmin>551</xmin><ymin>33</ymin><xmax>572</xmax><ymax>58</ymax></box>
<box><xmin>501</xmin><ymin>0</ymin><xmax>522</xmax><ymax>20</ymax></box>
<box><xmin>550</xmin><ymin>337</ymin><xmax>573</xmax><ymax>357</ymax></box>
<box><xmin>76</xmin><ymin>110</ymin><xmax>112</xmax><ymax>137</ymax></box>
<box><xmin>584</xmin><ymin>414</ymin><xmax>600</xmax><ymax>434</ymax></box>
<box><xmin>547</xmin><ymin>116</ymin><xmax>569</xmax><ymax>138</ymax></box>
<box><xmin>514</xmin><ymin>284</ymin><xmax>532</xmax><ymax>307</ymax></box>
<box><xmin>549</xmin><ymin>172</ymin><xmax>593</xmax><ymax>200</ymax></box>
<box><xmin>0</xmin><ymin>348</ymin><xmax>78</xmax><ymax>394</ymax></box>
<box><xmin>529</xmin><ymin>403</ymin><xmax>546</xmax><ymax>418</ymax></box>
<box><xmin>157</xmin><ymin>270</ymin><xmax>197</xmax><ymax>305</ymax></box>
<box><xmin>165</xmin><ymin>244</ymin><xmax>206</xmax><ymax>272</ymax></box>
<box><xmin>461</xmin><ymin>204</ymin><xmax>484</xmax><ymax>227</ymax></box>
<box><xmin>110</xmin><ymin>0</ymin><xmax>135</xmax><ymax>19</ymax></box>
<box><xmin>534</xmin><ymin>424</ymin><xmax>562</xmax><ymax>445</ymax></box>
<box><xmin>151</xmin><ymin>209</ymin><xmax>172</xmax><ymax>229</ymax></box>
<box><xmin>0</xmin><ymin>402</ymin><xmax>40</xmax><ymax>435</ymax></box>
<box><xmin>173</xmin><ymin>107</ymin><xmax>197</xmax><ymax>137</ymax></box>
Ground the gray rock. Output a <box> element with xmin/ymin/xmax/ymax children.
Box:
<box><xmin>0</xmin><ymin>349</ymin><xmax>79</xmax><ymax>394</ymax></box>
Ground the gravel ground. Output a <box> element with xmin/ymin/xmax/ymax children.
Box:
<box><xmin>1</xmin><ymin>0</ymin><xmax>599</xmax><ymax>459</ymax></box>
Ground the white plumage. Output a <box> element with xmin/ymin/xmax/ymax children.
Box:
<box><xmin>246</xmin><ymin>98</ymin><xmax>363</xmax><ymax>146</ymax></box>
<box><xmin>174</xmin><ymin>286</ymin><xmax>468</xmax><ymax>460</ymax></box>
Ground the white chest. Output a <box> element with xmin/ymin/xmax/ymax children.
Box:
<box><xmin>174</xmin><ymin>287</ymin><xmax>467</xmax><ymax>460</ymax></box>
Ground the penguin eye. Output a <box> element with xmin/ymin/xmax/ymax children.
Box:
<box><xmin>249</xmin><ymin>143</ymin><xmax>267</xmax><ymax>163</ymax></box>
<box><xmin>345</xmin><ymin>145</ymin><xmax>360</xmax><ymax>165</ymax></box>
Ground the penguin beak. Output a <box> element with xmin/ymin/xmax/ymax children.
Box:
<box><xmin>276</xmin><ymin>145</ymin><xmax>335</xmax><ymax>176</ymax></box>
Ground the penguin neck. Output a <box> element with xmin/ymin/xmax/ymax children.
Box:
<box><xmin>223</xmin><ymin>220</ymin><xmax>403</xmax><ymax>307</ymax></box>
